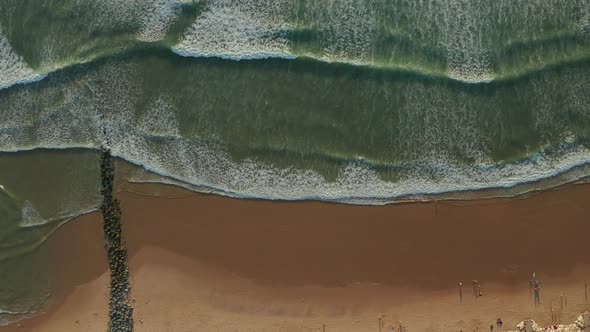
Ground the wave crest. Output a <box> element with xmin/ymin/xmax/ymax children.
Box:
<box><xmin>0</xmin><ymin>29</ymin><xmax>46</xmax><ymax>91</ymax></box>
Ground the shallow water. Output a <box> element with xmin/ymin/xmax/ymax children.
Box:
<box><xmin>0</xmin><ymin>150</ymin><xmax>100</xmax><ymax>322</ymax></box>
<box><xmin>1</xmin><ymin>0</ymin><xmax>590</xmax><ymax>321</ymax></box>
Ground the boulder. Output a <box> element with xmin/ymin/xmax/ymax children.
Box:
<box><xmin>577</xmin><ymin>311</ymin><xmax>590</xmax><ymax>330</ymax></box>
<box><xmin>516</xmin><ymin>319</ymin><xmax>540</xmax><ymax>332</ymax></box>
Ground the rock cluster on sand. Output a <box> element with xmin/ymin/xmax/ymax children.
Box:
<box><xmin>100</xmin><ymin>148</ymin><xmax>134</xmax><ymax>332</ymax></box>
<box><xmin>514</xmin><ymin>319</ymin><xmax>541</xmax><ymax>332</ymax></box>
<box><xmin>509</xmin><ymin>312</ymin><xmax>589</xmax><ymax>332</ymax></box>
<box><xmin>575</xmin><ymin>311</ymin><xmax>589</xmax><ymax>330</ymax></box>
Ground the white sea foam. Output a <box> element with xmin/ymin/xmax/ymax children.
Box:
<box><xmin>0</xmin><ymin>29</ymin><xmax>46</xmax><ymax>91</ymax></box>
<box><xmin>1</xmin><ymin>0</ymin><xmax>587</xmax><ymax>91</ymax></box>
<box><xmin>104</xmin><ymin>72</ymin><xmax>590</xmax><ymax>202</ymax></box>
<box><xmin>0</xmin><ymin>308</ymin><xmax>30</xmax><ymax>327</ymax></box>
<box><xmin>20</xmin><ymin>201</ymin><xmax>45</xmax><ymax>228</ymax></box>
<box><xmin>170</xmin><ymin>0</ymin><xmax>497</xmax><ymax>82</ymax></box>
<box><xmin>0</xmin><ymin>309</ymin><xmax>28</xmax><ymax>316</ymax></box>
<box><xmin>172</xmin><ymin>0</ymin><xmax>378</xmax><ymax>64</ymax></box>
<box><xmin>3</xmin><ymin>97</ymin><xmax>590</xmax><ymax>204</ymax></box>
<box><xmin>1</xmin><ymin>58</ymin><xmax>590</xmax><ymax>205</ymax></box>
<box><xmin>437</xmin><ymin>0</ymin><xmax>495</xmax><ymax>82</ymax></box>
<box><xmin>0</xmin><ymin>292</ymin><xmax>51</xmax><ymax>327</ymax></box>
<box><xmin>119</xmin><ymin>132</ymin><xmax>590</xmax><ymax>204</ymax></box>
<box><xmin>17</xmin><ymin>180</ymin><xmax>99</xmax><ymax>229</ymax></box>
<box><xmin>173</xmin><ymin>0</ymin><xmax>295</xmax><ymax>60</ymax></box>
<box><xmin>138</xmin><ymin>97</ymin><xmax>181</xmax><ymax>137</ymax></box>
<box><xmin>137</xmin><ymin>0</ymin><xmax>185</xmax><ymax>42</ymax></box>
<box><xmin>297</xmin><ymin>0</ymin><xmax>378</xmax><ymax>65</ymax></box>
<box><xmin>579</xmin><ymin>6</ymin><xmax>590</xmax><ymax>35</ymax></box>
<box><xmin>99</xmin><ymin>86</ymin><xmax>590</xmax><ymax>203</ymax></box>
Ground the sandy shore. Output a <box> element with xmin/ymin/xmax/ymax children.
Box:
<box><xmin>3</xmin><ymin>183</ymin><xmax>590</xmax><ymax>331</ymax></box>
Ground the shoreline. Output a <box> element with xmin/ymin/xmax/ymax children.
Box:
<box><xmin>3</xmin><ymin>142</ymin><xmax>590</xmax><ymax>206</ymax></box>
<box><xmin>2</xmin><ymin>181</ymin><xmax>590</xmax><ymax>331</ymax></box>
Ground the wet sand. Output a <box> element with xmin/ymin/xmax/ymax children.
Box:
<box><xmin>3</xmin><ymin>183</ymin><xmax>590</xmax><ymax>331</ymax></box>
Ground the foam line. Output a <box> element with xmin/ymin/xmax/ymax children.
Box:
<box><xmin>0</xmin><ymin>29</ymin><xmax>46</xmax><ymax>91</ymax></box>
<box><xmin>137</xmin><ymin>0</ymin><xmax>186</xmax><ymax>42</ymax></box>
<box><xmin>173</xmin><ymin>0</ymin><xmax>293</xmax><ymax>60</ymax></box>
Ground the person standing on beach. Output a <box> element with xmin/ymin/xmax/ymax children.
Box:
<box><xmin>534</xmin><ymin>280</ymin><xmax>541</xmax><ymax>305</ymax></box>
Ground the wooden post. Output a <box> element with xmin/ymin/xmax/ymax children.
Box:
<box><xmin>323</xmin><ymin>323</ymin><xmax>326</xmax><ymax>332</ymax></box>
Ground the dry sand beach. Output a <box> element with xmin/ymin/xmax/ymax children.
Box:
<box><xmin>3</xmin><ymin>183</ymin><xmax>590</xmax><ymax>332</ymax></box>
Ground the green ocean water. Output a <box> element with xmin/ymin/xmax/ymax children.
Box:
<box><xmin>0</xmin><ymin>0</ymin><xmax>590</xmax><ymax>321</ymax></box>
<box><xmin>0</xmin><ymin>150</ymin><xmax>99</xmax><ymax>323</ymax></box>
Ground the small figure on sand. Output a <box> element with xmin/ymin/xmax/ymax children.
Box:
<box><xmin>534</xmin><ymin>280</ymin><xmax>541</xmax><ymax>304</ymax></box>
<box><xmin>496</xmin><ymin>318</ymin><xmax>503</xmax><ymax>330</ymax></box>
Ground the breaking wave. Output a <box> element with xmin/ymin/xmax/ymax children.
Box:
<box><xmin>1</xmin><ymin>51</ymin><xmax>590</xmax><ymax>204</ymax></box>
<box><xmin>0</xmin><ymin>0</ymin><xmax>589</xmax><ymax>205</ymax></box>
<box><xmin>0</xmin><ymin>29</ymin><xmax>47</xmax><ymax>91</ymax></box>
<box><xmin>1</xmin><ymin>0</ymin><xmax>589</xmax><ymax>90</ymax></box>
